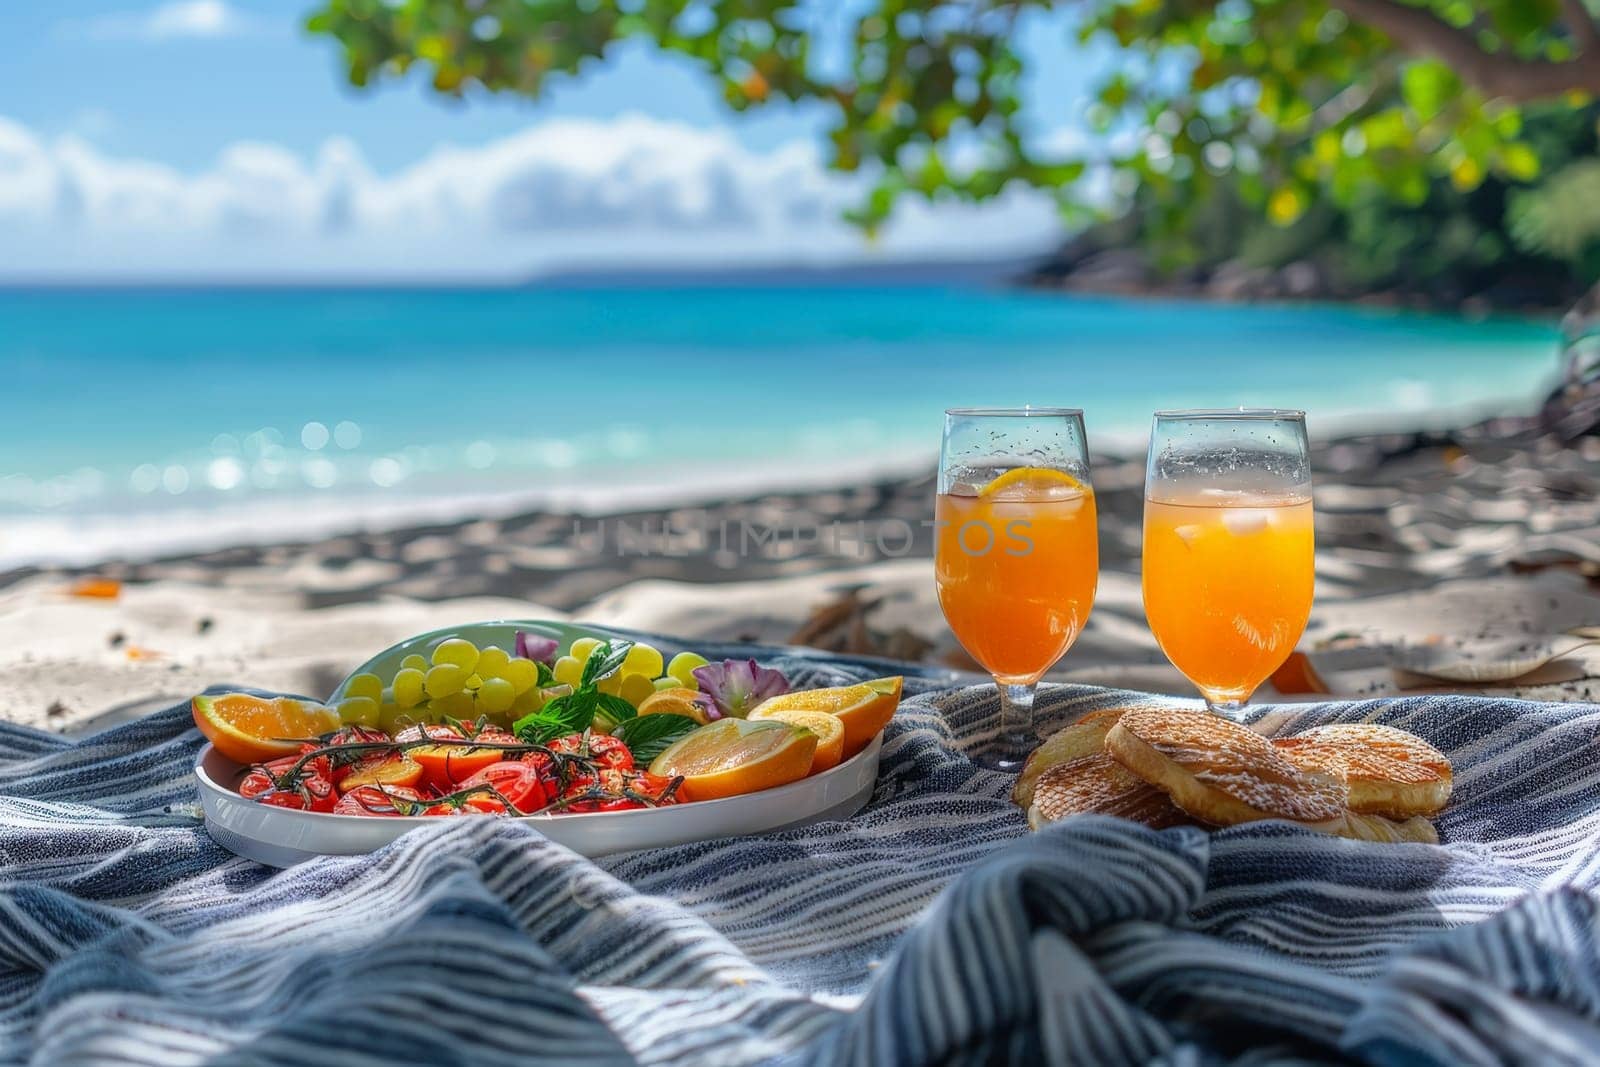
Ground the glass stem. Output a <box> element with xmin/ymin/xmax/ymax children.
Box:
<box><xmin>997</xmin><ymin>682</ymin><xmax>1037</xmax><ymax>762</ymax></box>
<box><xmin>1205</xmin><ymin>698</ymin><xmax>1249</xmax><ymax>722</ymax></box>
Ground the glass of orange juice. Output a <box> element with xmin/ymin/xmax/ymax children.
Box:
<box><xmin>1142</xmin><ymin>409</ymin><xmax>1314</xmax><ymax>719</ymax></box>
<box><xmin>935</xmin><ymin>408</ymin><xmax>1098</xmax><ymax>770</ymax></box>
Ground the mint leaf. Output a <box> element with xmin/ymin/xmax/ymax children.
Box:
<box><xmin>613</xmin><ymin>713</ymin><xmax>700</xmax><ymax>765</ymax></box>
<box><xmin>592</xmin><ymin>693</ymin><xmax>637</xmax><ymax>734</ymax></box>
<box><xmin>581</xmin><ymin>639</ymin><xmax>632</xmax><ymax>687</ymax></box>
<box><xmin>513</xmin><ymin>691</ymin><xmax>596</xmax><ymax>745</ymax></box>
<box><xmin>535</xmin><ymin>660</ymin><xmax>555</xmax><ymax>687</ymax></box>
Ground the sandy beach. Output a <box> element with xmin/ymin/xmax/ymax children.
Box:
<box><xmin>2</xmin><ymin>416</ymin><xmax>1597</xmax><ymax>736</ymax></box>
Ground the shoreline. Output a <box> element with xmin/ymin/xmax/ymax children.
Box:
<box><xmin>0</xmin><ymin>397</ymin><xmax>1564</xmax><ymax>576</ymax></box>
<box><xmin>4</xmin><ymin>407</ymin><xmax>1600</xmax><ymax>734</ymax></box>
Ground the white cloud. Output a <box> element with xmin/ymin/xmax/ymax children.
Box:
<box><xmin>0</xmin><ymin>113</ymin><xmax>1066</xmax><ymax>279</ymax></box>
<box><xmin>74</xmin><ymin>1</ymin><xmax>259</xmax><ymax>42</ymax></box>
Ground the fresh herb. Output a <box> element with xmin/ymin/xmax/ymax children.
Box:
<box><xmin>612</xmin><ymin>713</ymin><xmax>701</xmax><ymax>764</ymax></box>
<box><xmin>592</xmin><ymin>693</ymin><xmax>637</xmax><ymax>734</ymax></box>
<box><xmin>535</xmin><ymin>660</ymin><xmax>555</xmax><ymax>687</ymax></box>
<box><xmin>513</xmin><ymin>639</ymin><xmax>634</xmax><ymax>744</ymax></box>
<box><xmin>582</xmin><ymin>639</ymin><xmax>632</xmax><ymax>686</ymax></box>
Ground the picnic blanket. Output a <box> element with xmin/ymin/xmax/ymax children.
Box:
<box><xmin>3</xmin><ymin>641</ymin><xmax>1600</xmax><ymax>1066</ymax></box>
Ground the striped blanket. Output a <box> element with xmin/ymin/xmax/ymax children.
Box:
<box><xmin>2</xmin><ymin>645</ymin><xmax>1599</xmax><ymax>1066</ymax></box>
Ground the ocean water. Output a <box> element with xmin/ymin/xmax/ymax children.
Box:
<box><xmin>0</xmin><ymin>285</ymin><xmax>1560</xmax><ymax>566</ymax></box>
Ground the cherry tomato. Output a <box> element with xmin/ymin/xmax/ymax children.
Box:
<box><xmin>409</xmin><ymin>725</ymin><xmax>523</xmax><ymax>791</ymax></box>
<box><xmin>549</xmin><ymin>733</ymin><xmax>634</xmax><ymax>772</ymax></box>
<box><xmin>332</xmin><ymin>784</ymin><xmax>426</xmax><ymax>816</ymax></box>
<box><xmin>561</xmin><ymin>769</ymin><xmax>681</xmax><ymax>812</ymax></box>
<box><xmin>242</xmin><ymin>756</ymin><xmax>338</xmax><ymax>811</ymax></box>
<box><xmin>459</xmin><ymin>760</ymin><xmax>557</xmax><ymax>815</ymax></box>
<box><xmin>423</xmin><ymin>795</ymin><xmax>508</xmax><ymax>816</ymax></box>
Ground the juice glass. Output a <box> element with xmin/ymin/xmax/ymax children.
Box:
<box><xmin>1142</xmin><ymin>409</ymin><xmax>1314</xmax><ymax>719</ymax></box>
<box><xmin>935</xmin><ymin>408</ymin><xmax>1098</xmax><ymax>770</ymax></box>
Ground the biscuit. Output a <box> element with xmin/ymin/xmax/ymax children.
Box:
<box><xmin>1314</xmin><ymin>810</ymin><xmax>1440</xmax><ymax>844</ymax></box>
<box><xmin>1012</xmin><ymin>706</ymin><xmax>1130</xmax><ymax>810</ymax></box>
<box><xmin>1274</xmin><ymin>723</ymin><xmax>1451</xmax><ymax>818</ymax></box>
<box><xmin>1105</xmin><ymin>708</ymin><xmax>1347</xmax><ymax>826</ymax></box>
<box><xmin>1025</xmin><ymin>753</ymin><xmax>1190</xmax><ymax>831</ymax></box>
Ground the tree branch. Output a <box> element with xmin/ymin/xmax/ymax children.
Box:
<box><xmin>1565</xmin><ymin>0</ymin><xmax>1600</xmax><ymax>54</ymax></box>
<box><xmin>1328</xmin><ymin>0</ymin><xmax>1600</xmax><ymax>102</ymax></box>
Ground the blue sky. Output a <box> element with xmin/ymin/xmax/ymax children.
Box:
<box><xmin>0</xmin><ymin>1</ymin><xmax>1103</xmax><ymax>279</ymax></box>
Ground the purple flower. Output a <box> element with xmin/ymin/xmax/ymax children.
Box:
<box><xmin>693</xmin><ymin>659</ymin><xmax>790</xmax><ymax>719</ymax></box>
<box><xmin>514</xmin><ymin>630</ymin><xmax>560</xmax><ymax>664</ymax></box>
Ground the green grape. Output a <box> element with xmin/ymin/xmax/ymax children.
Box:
<box><xmin>552</xmin><ymin>655</ymin><xmax>584</xmax><ymax>688</ymax></box>
<box><xmin>596</xmin><ymin>672</ymin><xmax>622</xmax><ymax>696</ymax></box>
<box><xmin>619</xmin><ymin>672</ymin><xmax>656</xmax><ymax>707</ymax></box>
<box><xmin>425</xmin><ymin>663</ymin><xmax>467</xmax><ymax>698</ymax></box>
<box><xmin>379</xmin><ymin>703</ymin><xmax>420</xmax><ymax>734</ymax></box>
<box><xmin>502</xmin><ymin>658</ymin><xmax>538</xmax><ymax>695</ymax></box>
<box><xmin>568</xmin><ymin>637</ymin><xmax>603</xmax><ymax>663</ymax></box>
<box><xmin>477</xmin><ymin>677</ymin><xmax>516</xmax><ymax>713</ymax></box>
<box><xmin>653</xmin><ymin>676</ymin><xmax>683</xmax><ymax>692</ymax></box>
<box><xmin>428</xmin><ymin>691</ymin><xmax>474</xmax><ymax>721</ymax></box>
<box><xmin>464</xmin><ymin>673</ymin><xmax>484</xmax><ymax>691</ymax></box>
<box><xmin>432</xmin><ymin>638</ymin><xmax>480</xmax><ymax>673</ymax></box>
<box><xmin>392</xmin><ymin>668</ymin><xmax>426</xmax><ymax>708</ymax></box>
<box><xmin>621</xmin><ymin>644</ymin><xmax>664</xmax><ymax>680</ymax></box>
<box><xmin>510</xmin><ymin>686</ymin><xmax>543</xmax><ymax>715</ymax></box>
<box><xmin>476</xmin><ymin>646</ymin><xmax>511</xmax><ymax>678</ymax></box>
<box><xmin>667</xmin><ymin>651</ymin><xmax>709</xmax><ymax>689</ymax></box>
<box><xmin>400</xmin><ymin>654</ymin><xmax>428</xmax><ymax>673</ymax></box>
<box><xmin>345</xmin><ymin>673</ymin><xmax>384</xmax><ymax>703</ymax></box>
<box><xmin>337</xmin><ymin>695</ymin><xmax>380</xmax><ymax>727</ymax></box>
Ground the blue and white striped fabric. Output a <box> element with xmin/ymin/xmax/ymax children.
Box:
<box><xmin>2</xmin><ymin>643</ymin><xmax>1600</xmax><ymax>1066</ymax></box>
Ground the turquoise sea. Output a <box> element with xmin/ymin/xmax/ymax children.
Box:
<box><xmin>0</xmin><ymin>285</ymin><xmax>1560</xmax><ymax>566</ymax></box>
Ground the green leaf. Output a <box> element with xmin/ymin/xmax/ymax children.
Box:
<box><xmin>1501</xmin><ymin>142</ymin><xmax>1540</xmax><ymax>182</ymax></box>
<box><xmin>1402</xmin><ymin>61</ymin><xmax>1459</xmax><ymax>124</ymax></box>
<box><xmin>592</xmin><ymin>693</ymin><xmax>637</xmax><ymax>734</ymax></box>
<box><xmin>535</xmin><ymin>660</ymin><xmax>555</xmax><ymax>687</ymax></box>
<box><xmin>513</xmin><ymin>692</ymin><xmax>596</xmax><ymax>745</ymax></box>
<box><xmin>581</xmin><ymin>640</ymin><xmax>632</xmax><ymax>687</ymax></box>
<box><xmin>613</xmin><ymin>714</ymin><xmax>701</xmax><ymax>765</ymax></box>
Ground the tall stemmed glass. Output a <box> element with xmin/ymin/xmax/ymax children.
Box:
<box><xmin>1142</xmin><ymin>409</ymin><xmax>1314</xmax><ymax>720</ymax></box>
<box><xmin>935</xmin><ymin>408</ymin><xmax>1099</xmax><ymax>770</ymax></box>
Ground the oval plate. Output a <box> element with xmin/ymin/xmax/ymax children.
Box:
<box><xmin>196</xmin><ymin>735</ymin><xmax>880</xmax><ymax>867</ymax></box>
<box><xmin>198</xmin><ymin>620</ymin><xmax>883</xmax><ymax>867</ymax></box>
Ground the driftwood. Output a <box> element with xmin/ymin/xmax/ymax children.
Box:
<box><xmin>787</xmin><ymin>587</ymin><xmax>935</xmax><ymax>664</ymax></box>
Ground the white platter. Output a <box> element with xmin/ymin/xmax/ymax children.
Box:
<box><xmin>197</xmin><ymin>618</ymin><xmax>884</xmax><ymax>867</ymax></box>
<box><xmin>195</xmin><ymin>734</ymin><xmax>881</xmax><ymax>867</ymax></box>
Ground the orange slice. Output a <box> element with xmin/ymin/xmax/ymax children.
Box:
<box><xmin>980</xmin><ymin>466</ymin><xmax>1086</xmax><ymax>499</ymax></box>
<box><xmin>637</xmin><ymin>688</ymin><xmax>713</xmax><ymax>726</ymax></box>
<box><xmin>648</xmin><ymin>718</ymin><xmax>818</xmax><ymax>802</ymax></box>
<box><xmin>192</xmin><ymin>693</ymin><xmax>341</xmax><ymax>764</ymax></box>
<box><xmin>745</xmin><ymin>707</ymin><xmax>844</xmax><ymax>774</ymax></box>
<box><xmin>749</xmin><ymin>677</ymin><xmax>902</xmax><ymax>760</ymax></box>
<box><xmin>341</xmin><ymin>755</ymin><xmax>425</xmax><ymax>793</ymax></box>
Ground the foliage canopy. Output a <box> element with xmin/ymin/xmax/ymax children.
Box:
<box><xmin>307</xmin><ymin>1</ymin><xmax>1600</xmax><ymax>290</ymax></box>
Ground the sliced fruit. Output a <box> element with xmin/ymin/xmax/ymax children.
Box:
<box><xmin>192</xmin><ymin>693</ymin><xmax>341</xmax><ymax>764</ymax></box>
<box><xmin>340</xmin><ymin>754</ymin><xmax>424</xmax><ymax>793</ymax></box>
<box><xmin>637</xmin><ymin>687</ymin><xmax>713</xmax><ymax>726</ymax></box>
<box><xmin>648</xmin><ymin>718</ymin><xmax>817</xmax><ymax>802</ymax></box>
<box><xmin>980</xmin><ymin>466</ymin><xmax>1086</xmax><ymax>499</ymax></box>
<box><xmin>745</xmin><ymin>707</ymin><xmax>844</xmax><ymax>774</ymax></box>
<box><xmin>749</xmin><ymin>677</ymin><xmax>902</xmax><ymax>759</ymax></box>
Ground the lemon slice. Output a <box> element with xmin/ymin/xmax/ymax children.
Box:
<box><xmin>980</xmin><ymin>466</ymin><xmax>1087</xmax><ymax>499</ymax></box>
